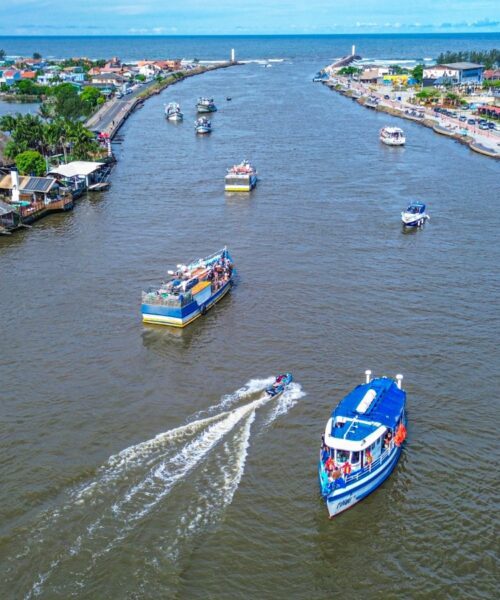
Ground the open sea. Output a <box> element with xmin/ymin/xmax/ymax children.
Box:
<box><xmin>0</xmin><ymin>34</ymin><xmax>499</xmax><ymax>599</ymax></box>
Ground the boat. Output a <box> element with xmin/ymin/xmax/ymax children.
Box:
<box><xmin>165</xmin><ymin>102</ymin><xmax>183</xmax><ymax>121</ymax></box>
<box><xmin>401</xmin><ymin>201</ymin><xmax>430</xmax><ymax>227</ymax></box>
<box><xmin>266</xmin><ymin>373</ymin><xmax>293</xmax><ymax>397</ymax></box>
<box><xmin>141</xmin><ymin>248</ymin><xmax>234</xmax><ymax>327</ymax></box>
<box><xmin>318</xmin><ymin>371</ymin><xmax>407</xmax><ymax>518</ymax></box>
<box><xmin>226</xmin><ymin>97</ymin><xmax>232</xmax><ymax>101</ymax></box>
<box><xmin>196</xmin><ymin>97</ymin><xmax>217</xmax><ymax>113</ymax></box>
<box><xmin>195</xmin><ymin>117</ymin><xmax>212</xmax><ymax>134</ymax></box>
<box><xmin>380</xmin><ymin>126</ymin><xmax>406</xmax><ymax>146</ymax></box>
<box><xmin>224</xmin><ymin>160</ymin><xmax>257</xmax><ymax>192</ymax></box>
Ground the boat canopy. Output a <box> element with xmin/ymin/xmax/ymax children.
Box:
<box><xmin>406</xmin><ymin>201</ymin><xmax>426</xmax><ymax>214</ymax></box>
<box><xmin>330</xmin><ymin>377</ymin><xmax>405</xmax><ymax>432</ymax></box>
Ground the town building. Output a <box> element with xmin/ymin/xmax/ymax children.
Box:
<box><xmin>423</xmin><ymin>62</ymin><xmax>484</xmax><ymax>87</ymax></box>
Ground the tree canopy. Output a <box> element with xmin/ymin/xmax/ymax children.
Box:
<box><xmin>15</xmin><ymin>150</ymin><xmax>46</xmax><ymax>176</ymax></box>
<box><xmin>435</xmin><ymin>49</ymin><xmax>499</xmax><ymax>70</ymax></box>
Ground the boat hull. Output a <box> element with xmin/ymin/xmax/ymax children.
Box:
<box><xmin>402</xmin><ymin>214</ymin><xmax>429</xmax><ymax>227</ymax></box>
<box><xmin>142</xmin><ymin>279</ymin><xmax>232</xmax><ymax>327</ymax></box>
<box><xmin>225</xmin><ymin>175</ymin><xmax>257</xmax><ymax>192</ymax></box>
<box><xmin>197</xmin><ymin>106</ymin><xmax>216</xmax><ymax>113</ymax></box>
<box><xmin>167</xmin><ymin>114</ymin><xmax>183</xmax><ymax>122</ymax></box>
<box><xmin>321</xmin><ymin>445</ymin><xmax>403</xmax><ymax>518</ymax></box>
<box><xmin>380</xmin><ymin>138</ymin><xmax>406</xmax><ymax>146</ymax></box>
<box><xmin>196</xmin><ymin>127</ymin><xmax>211</xmax><ymax>134</ymax></box>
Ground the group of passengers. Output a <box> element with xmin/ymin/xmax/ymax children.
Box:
<box><xmin>208</xmin><ymin>257</ymin><xmax>232</xmax><ymax>291</ymax></box>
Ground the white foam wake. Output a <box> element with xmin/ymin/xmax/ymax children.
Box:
<box><xmin>25</xmin><ymin>379</ymin><xmax>305</xmax><ymax>599</ymax></box>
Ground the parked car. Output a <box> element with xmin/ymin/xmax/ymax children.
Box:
<box><xmin>488</xmin><ymin>122</ymin><xmax>496</xmax><ymax>130</ymax></box>
<box><xmin>459</xmin><ymin>115</ymin><xmax>467</xmax><ymax>122</ymax></box>
<box><xmin>384</xmin><ymin>95</ymin><xmax>390</xmax><ymax>100</ymax></box>
<box><xmin>479</xmin><ymin>122</ymin><xmax>489</xmax><ymax>130</ymax></box>
<box><xmin>467</xmin><ymin>119</ymin><xmax>476</xmax><ymax>125</ymax></box>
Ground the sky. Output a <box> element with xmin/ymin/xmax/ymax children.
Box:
<box><xmin>1</xmin><ymin>0</ymin><xmax>499</xmax><ymax>35</ymax></box>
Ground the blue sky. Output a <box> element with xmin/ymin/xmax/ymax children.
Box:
<box><xmin>3</xmin><ymin>0</ymin><xmax>500</xmax><ymax>35</ymax></box>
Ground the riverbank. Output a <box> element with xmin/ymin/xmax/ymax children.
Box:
<box><xmin>322</xmin><ymin>77</ymin><xmax>500</xmax><ymax>159</ymax></box>
<box><xmin>86</xmin><ymin>62</ymin><xmax>237</xmax><ymax>139</ymax></box>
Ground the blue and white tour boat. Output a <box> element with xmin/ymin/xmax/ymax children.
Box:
<box><xmin>401</xmin><ymin>201</ymin><xmax>429</xmax><ymax>227</ymax></box>
<box><xmin>195</xmin><ymin>117</ymin><xmax>212</xmax><ymax>134</ymax></box>
<box><xmin>266</xmin><ymin>373</ymin><xmax>293</xmax><ymax>397</ymax></box>
<box><xmin>141</xmin><ymin>248</ymin><xmax>234</xmax><ymax>327</ymax></box>
<box><xmin>319</xmin><ymin>370</ymin><xmax>407</xmax><ymax>518</ymax></box>
<box><xmin>196</xmin><ymin>97</ymin><xmax>217</xmax><ymax>113</ymax></box>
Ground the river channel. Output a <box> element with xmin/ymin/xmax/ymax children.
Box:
<box><xmin>0</xmin><ymin>56</ymin><xmax>498</xmax><ymax>599</ymax></box>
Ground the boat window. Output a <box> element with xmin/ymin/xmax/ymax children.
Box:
<box><xmin>351</xmin><ymin>451</ymin><xmax>360</xmax><ymax>465</ymax></box>
<box><xmin>335</xmin><ymin>449</ymin><xmax>349</xmax><ymax>464</ymax></box>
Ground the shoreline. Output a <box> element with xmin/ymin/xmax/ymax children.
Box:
<box><xmin>322</xmin><ymin>77</ymin><xmax>500</xmax><ymax>160</ymax></box>
<box><xmin>86</xmin><ymin>61</ymin><xmax>238</xmax><ymax>139</ymax></box>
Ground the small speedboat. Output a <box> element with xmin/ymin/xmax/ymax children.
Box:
<box><xmin>319</xmin><ymin>370</ymin><xmax>407</xmax><ymax>518</ymax></box>
<box><xmin>226</xmin><ymin>97</ymin><xmax>232</xmax><ymax>101</ymax></box>
<box><xmin>195</xmin><ymin>117</ymin><xmax>212</xmax><ymax>134</ymax></box>
<box><xmin>401</xmin><ymin>201</ymin><xmax>429</xmax><ymax>227</ymax></box>
<box><xmin>196</xmin><ymin>97</ymin><xmax>217</xmax><ymax>113</ymax></box>
<box><xmin>380</xmin><ymin>126</ymin><xmax>406</xmax><ymax>146</ymax></box>
<box><xmin>165</xmin><ymin>102</ymin><xmax>183</xmax><ymax>121</ymax></box>
<box><xmin>266</xmin><ymin>373</ymin><xmax>293</xmax><ymax>397</ymax></box>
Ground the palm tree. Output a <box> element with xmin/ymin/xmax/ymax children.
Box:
<box><xmin>65</xmin><ymin>121</ymin><xmax>98</xmax><ymax>160</ymax></box>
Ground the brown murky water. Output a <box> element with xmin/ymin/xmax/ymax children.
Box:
<box><xmin>1</xmin><ymin>59</ymin><xmax>498</xmax><ymax>599</ymax></box>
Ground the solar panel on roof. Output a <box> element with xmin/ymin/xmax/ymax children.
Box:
<box><xmin>22</xmin><ymin>177</ymin><xmax>54</xmax><ymax>193</ymax></box>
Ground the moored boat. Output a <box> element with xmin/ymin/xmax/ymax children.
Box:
<box><xmin>266</xmin><ymin>373</ymin><xmax>293</xmax><ymax>397</ymax></box>
<box><xmin>401</xmin><ymin>201</ymin><xmax>429</xmax><ymax>227</ymax></box>
<box><xmin>165</xmin><ymin>102</ymin><xmax>183</xmax><ymax>121</ymax></box>
<box><xmin>141</xmin><ymin>248</ymin><xmax>234</xmax><ymax>327</ymax></box>
<box><xmin>224</xmin><ymin>160</ymin><xmax>257</xmax><ymax>192</ymax></box>
<box><xmin>318</xmin><ymin>371</ymin><xmax>407</xmax><ymax>518</ymax></box>
<box><xmin>380</xmin><ymin>126</ymin><xmax>406</xmax><ymax>146</ymax></box>
<box><xmin>195</xmin><ymin>117</ymin><xmax>212</xmax><ymax>134</ymax></box>
<box><xmin>196</xmin><ymin>97</ymin><xmax>217</xmax><ymax>113</ymax></box>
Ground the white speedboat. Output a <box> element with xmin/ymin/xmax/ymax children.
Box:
<box><xmin>165</xmin><ymin>102</ymin><xmax>183</xmax><ymax>121</ymax></box>
<box><xmin>380</xmin><ymin>126</ymin><xmax>406</xmax><ymax>146</ymax></box>
<box><xmin>401</xmin><ymin>201</ymin><xmax>430</xmax><ymax>227</ymax></box>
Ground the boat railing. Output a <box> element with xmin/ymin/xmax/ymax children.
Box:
<box><xmin>142</xmin><ymin>290</ymin><xmax>193</xmax><ymax>307</ymax></box>
<box><xmin>344</xmin><ymin>446</ymin><xmax>393</xmax><ymax>484</ymax></box>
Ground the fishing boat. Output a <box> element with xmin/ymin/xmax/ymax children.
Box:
<box><xmin>195</xmin><ymin>117</ymin><xmax>212</xmax><ymax>134</ymax></box>
<box><xmin>196</xmin><ymin>97</ymin><xmax>217</xmax><ymax>113</ymax></box>
<box><xmin>380</xmin><ymin>126</ymin><xmax>406</xmax><ymax>146</ymax></box>
<box><xmin>266</xmin><ymin>373</ymin><xmax>293</xmax><ymax>397</ymax></box>
<box><xmin>224</xmin><ymin>160</ymin><xmax>257</xmax><ymax>192</ymax></box>
<box><xmin>318</xmin><ymin>371</ymin><xmax>407</xmax><ymax>518</ymax></box>
<box><xmin>141</xmin><ymin>248</ymin><xmax>234</xmax><ymax>327</ymax></box>
<box><xmin>401</xmin><ymin>201</ymin><xmax>429</xmax><ymax>227</ymax></box>
<box><xmin>165</xmin><ymin>102</ymin><xmax>183</xmax><ymax>121</ymax></box>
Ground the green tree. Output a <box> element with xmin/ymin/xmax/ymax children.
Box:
<box><xmin>338</xmin><ymin>66</ymin><xmax>361</xmax><ymax>76</ymax></box>
<box><xmin>33</xmin><ymin>52</ymin><xmax>42</xmax><ymax>60</ymax></box>
<box><xmin>65</xmin><ymin>121</ymin><xmax>99</xmax><ymax>160</ymax></box>
<box><xmin>15</xmin><ymin>150</ymin><xmax>46</xmax><ymax>175</ymax></box>
<box><xmin>50</xmin><ymin>83</ymin><xmax>85</xmax><ymax>120</ymax></box>
<box><xmin>80</xmin><ymin>86</ymin><xmax>103</xmax><ymax>113</ymax></box>
<box><xmin>0</xmin><ymin>49</ymin><xmax>5</xmax><ymax>61</ymax></box>
<box><xmin>412</xmin><ymin>64</ymin><xmax>424</xmax><ymax>84</ymax></box>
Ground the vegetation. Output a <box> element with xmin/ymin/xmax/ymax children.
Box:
<box><xmin>135</xmin><ymin>74</ymin><xmax>146</xmax><ymax>82</ymax></box>
<box><xmin>0</xmin><ymin>49</ymin><xmax>5</xmax><ymax>61</ymax></box>
<box><xmin>412</xmin><ymin>64</ymin><xmax>424</xmax><ymax>84</ymax></box>
<box><xmin>435</xmin><ymin>49</ymin><xmax>499</xmax><ymax>70</ymax></box>
<box><xmin>338</xmin><ymin>66</ymin><xmax>361</xmax><ymax>76</ymax></box>
<box><xmin>389</xmin><ymin>65</ymin><xmax>409</xmax><ymax>75</ymax></box>
<box><xmin>33</xmin><ymin>52</ymin><xmax>42</xmax><ymax>60</ymax></box>
<box><xmin>0</xmin><ymin>113</ymin><xmax>101</xmax><ymax>164</ymax></box>
<box><xmin>415</xmin><ymin>88</ymin><xmax>440</xmax><ymax>103</ymax></box>
<box><xmin>14</xmin><ymin>79</ymin><xmax>47</xmax><ymax>97</ymax></box>
<box><xmin>483</xmin><ymin>79</ymin><xmax>500</xmax><ymax>89</ymax></box>
<box><xmin>15</xmin><ymin>150</ymin><xmax>46</xmax><ymax>176</ymax></box>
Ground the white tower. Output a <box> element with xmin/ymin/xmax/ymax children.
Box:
<box><xmin>231</xmin><ymin>48</ymin><xmax>235</xmax><ymax>62</ymax></box>
<box><xmin>352</xmin><ymin>45</ymin><xmax>356</xmax><ymax>56</ymax></box>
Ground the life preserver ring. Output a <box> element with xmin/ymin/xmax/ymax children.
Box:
<box><xmin>394</xmin><ymin>423</ymin><xmax>407</xmax><ymax>447</ymax></box>
<box><xmin>200</xmin><ymin>304</ymin><xmax>207</xmax><ymax>315</ymax></box>
<box><xmin>342</xmin><ymin>462</ymin><xmax>352</xmax><ymax>475</ymax></box>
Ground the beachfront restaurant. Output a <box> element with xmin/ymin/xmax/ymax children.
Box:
<box><xmin>423</xmin><ymin>62</ymin><xmax>484</xmax><ymax>87</ymax></box>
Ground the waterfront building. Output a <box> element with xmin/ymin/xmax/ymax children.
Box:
<box><xmin>49</xmin><ymin>161</ymin><xmax>106</xmax><ymax>190</ymax></box>
<box><xmin>423</xmin><ymin>62</ymin><xmax>484</xmax><ymax>87</ymax></box>
<box><xmin>0</xmin><ymin>200</ymin><xmax>21</xmax><ymax>234</ymax></box>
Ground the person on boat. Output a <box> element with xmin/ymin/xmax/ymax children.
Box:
<box><xmin>384</xmin><ymin>430</ymin><xmax>393</xmax><ymax>449</ymax></box>
<box><xmin>321</xmin><ymin>445</ymin><xmax>330</xmax><ymax>464</ymax></box>
<box><xmin>365</xmin><ymin>448</ymin><xmax>373</xmax><ymax>469</ymax></box>
<box><xmin>325</xmin><ymin>456</ymin><xmax>335</xmax><ymax>475</ymax></box>
<box><xmin>342</xmin><ymin>461</ymin><xmax>352</xmax><ymax>477</ymax></box>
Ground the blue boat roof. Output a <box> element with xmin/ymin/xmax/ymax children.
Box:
<box><xmin>331</xmin><ymin>377</ymin><xmax>406</xmax><ymax>436</ymax></box>
<box><xmin>407</xmin><ymin>201</ymin><xmax>426</xmax><ymax>212</ymax></box>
